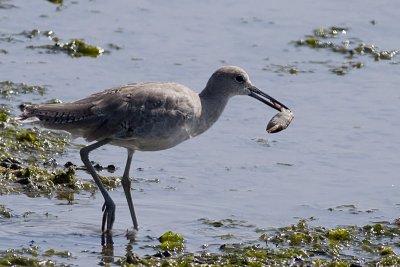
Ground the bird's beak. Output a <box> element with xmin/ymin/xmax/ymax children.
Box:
<box><xmin>248</xmin><ymin>85</ymin><xmax>289</xmax><ymax>112</ymax></box>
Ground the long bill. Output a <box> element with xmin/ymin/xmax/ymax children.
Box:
<box><xmin>248</xmin><ymin>86</ymin><xmax>289</xmax><ymax>112</ymax></box>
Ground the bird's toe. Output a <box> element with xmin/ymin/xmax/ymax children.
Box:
<box><xmin>101</xmin><ymin>201</ymin><xmax>116</xmax><ymax>233</ymax></box>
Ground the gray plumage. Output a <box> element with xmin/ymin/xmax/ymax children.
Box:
<box><xmin>19</xmin><ymin>66</ymin><xmax>289</xmax><ymax>242</ymax></box>
<box><xmin>23</xmin><ymin>83</ymin><xmax>201</xmax><ymax>151</ymax></box>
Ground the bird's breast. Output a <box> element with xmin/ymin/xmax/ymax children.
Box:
<box><xmin>110</xmin><ymin>128</ymin><xmax>192</xmax><ymax>151</ymax></box>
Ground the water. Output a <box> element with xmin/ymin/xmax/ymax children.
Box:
<box><xmin>1</xmin><ymin>0</ymin><xmax>400</xmax><ymax>265</ymax></box>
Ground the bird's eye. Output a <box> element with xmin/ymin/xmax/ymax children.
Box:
<box><xmin>235</xmin><ymin>75</ymin><xmax>245</xmax><ymax>83</ymax></box>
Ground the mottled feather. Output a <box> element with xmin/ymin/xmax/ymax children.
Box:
<box><xmin>21</xmin><ymin>82</ymin><xmax>201</xmax><ymax>150</ymax></box>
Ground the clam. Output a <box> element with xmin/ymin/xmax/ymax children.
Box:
<box><xmin>266</xmin><ymin>108</ymin><xmax>294</xmax><ymax>133</ymax></box>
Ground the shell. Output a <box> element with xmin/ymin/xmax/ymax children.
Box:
<box><xmin>266</xmin><ymin>109</ymin><xmax>294</xmax><ymax>133</ymax></box>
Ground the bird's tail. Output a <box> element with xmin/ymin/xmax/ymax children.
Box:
<box><xmin>17</xmin><ymin>104</ymin><xmax>40</xmax><ymax>122</ymax></box>
<box><xmin>18</xmin><ymin>102</ymin><xmax>96</xmax><ymax>126</ymax></box>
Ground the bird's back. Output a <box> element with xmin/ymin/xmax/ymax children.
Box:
<box><xmin>21</xmin><ymin>82</ymin><xmax>201</xmax><ymax>151</ymax></box>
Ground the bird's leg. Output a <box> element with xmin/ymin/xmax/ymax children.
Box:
<box><xmin>80</xmin><ymin>138</ymin><xmax>116</xmax><ymax>235</ymax></box>
<box><xmin>121</xmin><ymin>149</ymin><xmax>139</xmax><ymax>230</ymax></box>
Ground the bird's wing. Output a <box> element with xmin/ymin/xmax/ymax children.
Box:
<box><xmin>82</xmin><ymin>83</ymin><xmax>199</xmax><ymax>142</ymax></box>
<box><xmin>20</xmin><ymin>83</ymin><xmax>199</xmax><ymax>142</ymax></box>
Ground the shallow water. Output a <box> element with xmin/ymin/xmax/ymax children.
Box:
<box><xmin>1</xmin><ymin>0</ymin><xmax>400</xmax><ymax>265</ymax></box>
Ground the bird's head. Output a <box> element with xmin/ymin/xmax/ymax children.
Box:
<box><xmin>204</xmin><ymin>66</ymin><xmax>289</xmax><ymax>112</ymax></box>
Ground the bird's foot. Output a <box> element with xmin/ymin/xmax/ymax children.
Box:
<box><xmin>101</xmin><ymin>201</ymin><xmax>116</xmax><ymax>233</ymax></box>
<box><xmin>125</xmin><ymin>228</ymin><xmax>138</xmax><ymax>241</ymax></box>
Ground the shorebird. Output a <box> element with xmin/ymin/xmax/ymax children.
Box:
<box><xmin>20</xmin><ymin>66</ymin><xmax>289</xmax><ymax>236</ymax></box>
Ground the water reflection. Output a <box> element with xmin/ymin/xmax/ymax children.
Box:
<box><xmin>100</xmin><ymin>229</ymin><xmax>137</xmax><ymax>264</ymax></box>
<box><xmin>101</xmin><ymin>240</ymin><xmax>114</xmax><ymax>265</ymax></box>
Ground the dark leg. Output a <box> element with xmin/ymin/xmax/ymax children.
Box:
<box><xmin>121</xmin><ymin>149</ymin><xmax>139</xmax><ymax>230</ymax></box>
<box><xmin>80</xmin><ymin>139</ymin><xmax>115</xmax><ymax>234</ymax></box>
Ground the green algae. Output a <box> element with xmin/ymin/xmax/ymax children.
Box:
<box><xmin>18</xmin><ymin>28</ymin><xmax>104</xmax><ymax>58</ymax></box>
<box><xmin>354</xmin><ymin>43</ymin><xmax>399</xmax><ymax>61</ymax></box>
<box><xmin>0</xmin><ymin>106</ymin><xmax>9</xmax><ymax>122</ymax></box>
<box><xmin>47</xmin><ymin>0</ymin><xmax>63</xmax><ymax>5</ymax></box>
<box><xmin>113</xmin><ymin>220</ymin><xmax>400</xmax><ymax>266</ymax></box>
<box><xmin>0</xmin><ymin>126</ymin><xmax>119</xmax><ymax>196</ymax></box>
<box><xmin>296</xmin><ymin>26</ymin><xmax>399</xmax><ymax>60</ymax></box>
<box><xmin>52</xmin><ymin>167</ymin><xmax>76</xmax><ymax>185</ymax></box>
<box><xmin>28</xmin><ymin>37</ymin><xmax>104</xmax><ymax>58</ymax></box>
<box><xmin>0</xmin><ymin>221</ymin><xmax>399</xmax><ymax>266</ymax></box>
<box><xmin>99</xmin><ymin>175</ymin><xmax>121</xmax><ymax>190</ymax></box>
<box><xmin>378</xmin><ymin>255</ymin><xmax>400</xmax><ymax>266</ymax></box>
<box><xmin>330</xmin><ymin>61</ymin><xmax>364</xmax><ymax>76</ymax></box>
<box><xmin>0</xmin><ymin>204</ymin><xmax>13</xmax><ymax>218</ymax></box>
<box><xmin>16</xmin><ymin>129</ymin><xmax>37</xmax><ymax>142</ymax></box>
<box><xmin>58</xmin><ymin>39</ymin><xmax>104</xmax><ymax>58</ymax></box>
<box><xmin>262</xmin><ymin>63</ymin><xmax>312</xmax><ymax>75</ymax></box>
<box><xmin>0</xmin><ymin>113</ymin><xmax>75</xmax><ymax>195</ymax></box>
<box><xmin>380</xmin><ymin>247</ymin><xmax>395</xmax><ymax>256</ymax></box>
<box><xmin>0</xmin><ymin>81</ymin><xmax>46</xmax><ymax>97</ymax></box>
<box><xmin>0</xmin><ymin>246</ymin><xmax>70</xmax><ymax>267</ymax></box>
<box><xmin>0</xmin><ymin>127</ymin><xmax>69</xmax><ymax>161</ymax></box>
<box><xmin>327</xmin><ymin>229</ymin><xmax>351</xmax><ymax>242</ymax></box>
<box><xmin>0</xmin><ymin>164</ymin><xmax>82</xmax><ymax>196</ymax></box>
<box><xmin>294</xmin><ymin>25</ymin><xmax>399</xmax><ymax>75</ymax></box>
<box><xmin>43</xmin><ymin>248</ymin><xmax>71</xmax><ymax>258</ymax></box>
<box><xmin>158</xmin><ymin>231</ymin><xmax>185</xmax><ymax>253</ymax></box>
<box><xmin>313</xmin><ymin>26</ymin><xmax>349</xmax><ymax>39</ymax></box>
<box><xmin>0</xmin><ymin>80</ymin><xmax>121</xmax><ymax>197</ymax></box>
<box><xmin>0</xmin><ymin>81</ymin><xmax>68</xmax><ymax>187</ymax></box>
<box><xmin>43</xmin><ymin>248</ymin><xmax>57</xmax><ymax>257</ymax></box>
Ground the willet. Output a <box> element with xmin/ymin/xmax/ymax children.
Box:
<box><xmin>19</xmin><ymin>66</ymin><xmax>290</xmax><ymax>236</ymax></box>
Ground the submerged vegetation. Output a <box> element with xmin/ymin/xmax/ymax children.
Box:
<box><xmin>292</xmin><ymin>25</ymin><xmax>399</xmax><ymax>75</ymax></box>
<box><xmin>46</xmin><ymin>0</ymin><xmax>63</xmax><ymax>5</ymax></box>
<box><xmin>0</xmin><ymin>81</ymin><xmax>75</xmax><ymax>196</ymax></box>
<box><xmin>2</xmin><ymin>221</ymin><xmax>396</xmax><ymax>266</ymax></box>
<box><xmin>157</xmin><ymin>231</ymin><xmax>185</xmax><ymax>253</ymax></box>
<box><xmin>27</xmin><ymin>38</ymin><xmax>104</xmax><ymax>58</ymax></box>
<box><xmin>0</xmin><ymin>246</ymin><xmax>71</xmax><ymax>267</ymax></box>
<box><xmin>27</xmin><ymin>36</ymin><xmax>104</xmax><ymax>58</ymax></box>
<box><xmin>295</xmin><ymin>26</ymin><xmax>399</xmax><ymax>61</ymax></box>
<box><xmin>1</xmin><ymin>29</ymin><xmax>104</xmax><ymax>57</ymax></box>
<box><xmin>114</xmin><ymin>221</ymin><xmax>400</xmax><ymax>266</ymax></box>
<box><xmin>4</xmin><ymin>28</ymin><xmax>105</xmax><ymax>58</ymax></box>
<box><xmin>0</xmin><ymin>81</ymin><xmax>46</xmax><ymax>96</ymax></box>
<box><xmin>0</xmin><ymin>81</ymin><xmax>119</xmax><ymax>197</ymax></box>
<box><xmin>0</xmin><ymin>221</ymin><xmax>391</xmax><ymax>266</ymax></box>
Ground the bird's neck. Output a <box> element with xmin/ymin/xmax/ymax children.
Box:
<box><xmin>191</xmin><ymin>89</ymin><xmax>230</xmax><ymax>136</ymax></box>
